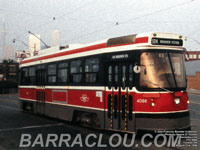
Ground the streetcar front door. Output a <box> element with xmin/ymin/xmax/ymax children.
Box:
<box><xmin>35</xmin><ymin>69</ymin><xmax>46</xmax><ymax>114</ymax></box>
<box><xmin>105</xmin><ymin>62</ymin><xmax>135</xmax><ymax>132</ymax></box>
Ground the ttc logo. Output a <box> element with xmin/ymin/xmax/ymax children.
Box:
<box><xmin>80</xmin><ymin>94</ymin><xmax>89</xmax><ymax>103</ymax></box>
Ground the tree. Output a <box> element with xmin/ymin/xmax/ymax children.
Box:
<box><xmin>2</xmin><ymin>59</ymin><xmax>16</xmax><ymax>64</ymax></box>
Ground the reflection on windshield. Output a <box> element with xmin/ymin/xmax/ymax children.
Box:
<box><xmin>140</xmin><ymin>52</ymin><xmax>186</xmax><ymax>89</ymax></box>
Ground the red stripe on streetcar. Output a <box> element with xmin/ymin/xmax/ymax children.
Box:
<box><xmin>21</xmin><ymin>37</ymin><xmax>148</xmax><ymax>64</ymax></box>
<box><xmin>21</xmin><ymin>43</ymin><xmax>106</xmax><ymax>64</ymax></box>
<box><xmin>134</xmin><ymin>37</ymin><xmax>149</xmax><ymax>44</ymax></box>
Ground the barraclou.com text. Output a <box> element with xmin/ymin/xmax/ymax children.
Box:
<box><xmin>19</xmin><ymin>133</ymin><xmax>181</xmax><ymax>148</ymax></box>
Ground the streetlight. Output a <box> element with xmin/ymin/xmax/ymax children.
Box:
<box><xmin>13</xmin><ymin>38</ymin><xmax>28</xmax><ymax>47</ymax></box>
<box><xmin>28</xmin><ymin>31</ymin><xmax>50</xmax><ymax>48</ymax></box>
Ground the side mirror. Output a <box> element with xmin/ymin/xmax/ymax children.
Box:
<box><xmin>133</xmin><ymin>65</ymin><xmax>141</xmax><ymax>73</ymax></box>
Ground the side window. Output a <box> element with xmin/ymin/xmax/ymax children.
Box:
<box><xmin>58</xmin><ymin>62</ymin><xmax>68</xmax><ymax>84</ymax></box>
<box><xmin>29</xmin><ymin>67</ymin><xmax>35</xmax><ymax>85</ymax></box>
<box><xmin>122</xmin><ymin>65</ymin><xmax>126</xmax><ymax>89</ymax></box>
<box><xmin>21</xmin><ymin>68</ymin><xmax>28</xmax><ymax>85</ymax></box>
<box><xmin>108</xmin><ymin>65</ymin><xmax>112</xmax><ymax>88</ymax></box>
<box><xmin>129</xmin><ymin>64</ymin><xmax>134</xmax><ymax>88</ymax></box>
<box><xmin>70</xmin><ymin>60</ymin><xmax>82</xmax><ymax>83</ymax></box>
<box><xmin>48</xmin><ymin>64</ymin><xmax>56</xmax><ymax>83</ymax></box>
<box><xmin>85</xmin><ymin>58</ymin><xmax>99</xmax><ymax>83</ymax></box>
<box><xmin>36</xmin><ymin>65</ymin><xmax>46</xmax><ymax>85</ymax></box>
<box><xmin>114</xmin><ymin>65</ymin><xmax>118</xmax><ymax>84</ymax></box>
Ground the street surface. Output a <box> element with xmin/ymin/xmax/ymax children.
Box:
<box><xmin>0</xmin><ymin>93</ymin><xmax>199</xmax><ymax>150</ymax></box>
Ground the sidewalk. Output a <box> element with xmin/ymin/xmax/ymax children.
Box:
<box><xmin>187</xmin><ymin>89</ymin><xmax>200</xmax><ymax>95</ymax></box>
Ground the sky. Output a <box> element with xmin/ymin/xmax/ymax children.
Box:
<box><xmin>0</xmin><ymin>0</ymin><xmax>200</xmax><ymax>53</ymax></box>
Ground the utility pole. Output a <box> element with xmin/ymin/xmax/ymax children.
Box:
<box><xmin>28</xmin><ymin>31</ymin><xmax>50</xmax><ymax>48</ymax></box>
<box><xmin>1</xmin><ymin>18</ymin><xmax>6</xmax><ymax>60</ymax></box>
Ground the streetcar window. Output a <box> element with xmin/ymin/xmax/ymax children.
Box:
<box><xmin>140</xmin><ymin>52</ymin><xmax>186</xmax><ymax>89</ymax></box>
<box><xmin>23</xmin><ymin>68</ymin><xmax>28</xmax><ymax>77</ymax></box>
<box><xmin>85</xmin><ymin>58</ymin><xmax>99</xmax><ymax>72</ymax></box>
<box><xmin>85</xmin><ymin>73</ymin><xmax>96</xmax><ymax>83</ymax></box>
<box><xmin>48</xmin><ymin>76</ymin><xmax>56</xmax><ymax>83</ymax></box>
<box><xmin>108</xmin><ymin>65</ymin><xmax>112</xmax><ymax>87</ymax></box>
<box><xmin>72</xmin><ymin>74</ymin><xmax>82</xmax><ymax>83</ymax></box>
<box><xmin>85</xmin><ymin>58</ymin><xmax>99</xmax><ymax>83</ymax></box>
<box><xmin>71</xmin><ymin>60</ymin><xmax>82</xmax><ymax>73</ymax></box>
<box><xmin>37</xmin><ymin>65</ymin><xmax>45</xmax><ymax>70</ymax></box>
<box><xmin>48</xmin><ymin>64</ymin><xmax>56</xmax><ymax>75</ymax></box>
<box><xmin>21</xmin><ymin>68</ymin><xmax>28</xmax><ymax>85</ymax></box>
<box><xmin>114</xmin><ymin>65</ymin><xmax>118</xmax><ymax>83</ymax></box>
<box><xmin>170</xmin><ymin>53</ymin><xmax>186</xmax><ymax>88</ymax></box>
<box><xmin>58</xmin><ymin>62</ymin><xmax>68</xmax><ymax>83</ymax></box>
<box><xmin>29</xmin><ymin>67</ymin><xmax>35</xmax><ymax>76</ymax></box>
<box><xmin>48</xmin><ymin>64</ymin><xmax>57</xmax><ymax>83</ymax></box>
<box><xmin>58</xmin><ymin>62</ymin><xmax>68</xmax><ymax>68</ymax></box>
<box><xmin>29</xmin><ymin>67</ymin><xmax>35</xmax><ymax>85</ymax></box>
<box><xmin>122</xmin><ymin>65</ymin><xmax>126</xmax><ymax>89</ymax></box>
<box><xmin>70</xmin><ymin>60</ymin><xmax>82</xmax><ymax>83</ymax></box>
<box><xmin>129</xmin><ymin>64</ymin><xmax>134</xmax><ymax>88</ymax></box>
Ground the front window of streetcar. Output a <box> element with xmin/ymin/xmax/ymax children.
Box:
<box><xmin>139</xmin><ymin>51</ymin><xmax>186</xmax><ymax>90</ymax></box>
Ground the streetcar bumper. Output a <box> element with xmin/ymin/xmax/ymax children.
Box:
<box><xmin>135</xmin><ymin>111</ymin><xmax>190</xmax><ymax>131</ymax></box>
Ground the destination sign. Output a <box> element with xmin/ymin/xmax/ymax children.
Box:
<box><xmin>112</xmin><ymin>54</ymin><xmax>128</xmax><ymax>59</ymax></box>
<box><xmin>151</xmin><ymin>38</ymin><xmax>183</xmax><ymax>46</ymax></box>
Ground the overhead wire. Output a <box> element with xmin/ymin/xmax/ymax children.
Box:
<box><xmin>0</xmin><ymin>8</ymin><xmax>52</xmax><ymax>19</ymax></box>
<box><xmin>9</xmin><ymin>0</ymin><xmax>99</xmax><ymax>45</ymax></box>
<box><xmin>68</xmin><ymin>0</ymin><xmax>195</xmax><ymax>43</ymax></box>
<box><xmin>4</xmin><ymin>0</ymin><xmax>196</xmax><ymax>48</ymax></box>
<box><xmin>11</xmin><ymin>18</ymin><xmax>54</xmax><ymax>42</ymax></box>
<box><xmin>55</xmin><ymin>0</ymin><xmax>97</xmax><ymax>20</ymax></box>
<box><xmin>119</xmin><ymin>0</ymin><xmax>195</xmax><ymax>25</ymax></box>
<box><xmin>186</xmin><ymin>28</ymin><xmax>200</xmax><ymax>37</ymax></box>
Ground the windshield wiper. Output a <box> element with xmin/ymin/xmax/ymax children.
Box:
<box><xmin>167</xmin><ymin>53</ymin><xmax>178</xmax><ymax>88</ymax></box>
<box><xmin>142</xmin><ymin>79</ymin><xmax>173</xmax><ymax>93</ymax></box>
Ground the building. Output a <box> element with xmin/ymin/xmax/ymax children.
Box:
<box><xmin>0</xmin><ymin>61</ymin><xmax>19</xmax><ymax>82</ymax></box>
<box><xmin>3</xmin><ymin>45</ymin><xmax>14</xmax><ymax>60</ymax></box>
<box><xmin>0</xmin><ymin>61</ymin><xmax>19</xmax><ymax>93</ymax></box>
<box><xmin>15</xmin><ymin>50</ymin><xmax>30</xmax><ymax>63</ymax></box>
<box><xmin>51</xmin><ymin>30</ymin><xmax>60</xmax><ymax>46</ymax></box>
<box><xmin>184</xmin><ymin>51</ymin><xmax>200</xmax><ymax>61</ymax></box>
<box><xmin>187</xmin><ymin>72</ymin><xmax>200</xmax><ymax>90</ymax></box>
<box><xmin>185</xmin><ymin>58</ymin><xmax>200</xmax><ymax>91</ymax></box>
<box><xmin>28</xmin><ymin>34</ymin><xmax>41</xmax><ymax>57</ymax></box>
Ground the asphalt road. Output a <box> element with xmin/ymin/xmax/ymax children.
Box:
<box><xmin>0</xmin><ymin>94</ymin><xmax>199</xmax><ymax>150</ymax></box>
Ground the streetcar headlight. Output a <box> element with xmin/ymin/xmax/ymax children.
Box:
<box><xmin>187</xmin><ymin>100</ymin><xmax>190</xmax><ymax>104</ymax></box>
<box><xmin>174</xmin><ymin>98</ymin><xmax>180</xmax><ymax>104</ymax></box>
<box><xmin>151</xmin><ymin>102</ymin><xmax>155</xmax><ymax>107</ymax></box>
<box><xmin>150</xmin><ymin>98</ymin><xmax>155</xmax><ymax>107</ymax></box>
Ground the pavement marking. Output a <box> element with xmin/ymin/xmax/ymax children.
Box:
<box><xmin>0</xmin><ymin>104</ymin><xmax>20</xmax><ymax>111</ymax></box>
<box><xmin>189</xmin><ymin>93</ymin><xmax>200</xmax><ymax>96</ymax></box>
<box><xmin>0</xmin><ymin>98</ymin><xmax>18</xmax><ymax>104</ymax></box>
<box><xmin>190</xmin><ymin>100</ymin><xmax>200</xmax><ymax>105</ymax></box>
<box><xmin>0</xmin><ymin>123</ymin><xmax>64</xmax><ymax>132</ymax></box>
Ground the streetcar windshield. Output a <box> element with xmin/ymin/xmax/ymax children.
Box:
<box><xmin>140</xmin><ymin>52</ymin><xmax>186</xmax><ymax>89</ymax></box>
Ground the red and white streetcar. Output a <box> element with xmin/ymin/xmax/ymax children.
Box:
<box><xmin>18</xmin><ymin>32</ymin><xmax>190</xmax><ymax>133</ymax></box>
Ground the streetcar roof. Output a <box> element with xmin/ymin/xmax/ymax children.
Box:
<box><xmin>20</xmin><ymin>32</ymin><xmax>185</xmax><ymax>67</ymax></box>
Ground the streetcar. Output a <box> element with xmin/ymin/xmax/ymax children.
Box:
<box><xmin>18</xmin><ymin>32</ymin><xmax>190</xmax><ymax>133</ymax></box>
